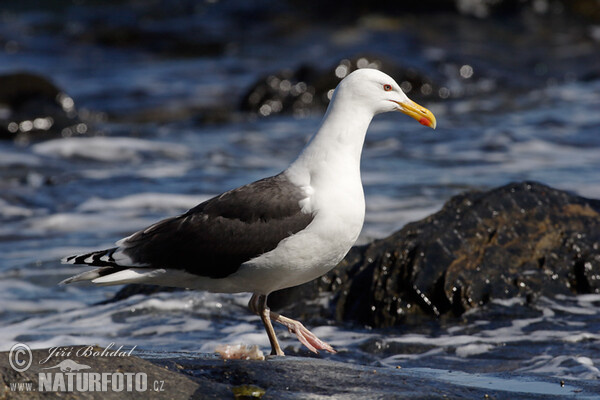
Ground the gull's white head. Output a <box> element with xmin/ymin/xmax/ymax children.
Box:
<box><xmin>332</xmin><ymin>68</ymin><xmax>436</xmax><ymax>129</ymax></box>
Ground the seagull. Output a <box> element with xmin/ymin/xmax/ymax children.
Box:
<box><xmin>61</xmin><ymin>68</ymin><xmax>436</xmax><ymax>356</ymax></box>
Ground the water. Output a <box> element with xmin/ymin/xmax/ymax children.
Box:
<box><xmin>1</xmin><ymin>1</ymin><xmax>599</xmax><ymax>396</ymax></box>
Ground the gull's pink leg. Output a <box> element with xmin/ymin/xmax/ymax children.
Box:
<box><xmin>248</xmin><ymin>293</ymin><xmax>285</xmax><ymax>356</ymax></box>
<box><xmin>270</xmin><ymin>311</ymin><xmax>336</xmax><ymax>354</ymax></box>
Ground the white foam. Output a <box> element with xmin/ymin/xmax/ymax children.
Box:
<box><xmin>32</xmin><ymin>137</ymin><xmax>191</xmax><ymax>162</ymax></box>
<box><xmin>21</xmin><ymin>192</ymin><xmax>212</xmax><ymax>237</ymax></box>
<box><xmin>401</xmin><ymin>367</ymin><xmax>582</xmax><ymax>396</ymax></box>
<box><xmin>517</xmin><ymin>355</ymin><xmax>600</xmax><ymax>380</ymax></box>
<box><xmin>0</xmin><ymin>147</ymin><xmax>41</xmax><ymax>167</ymax></box>
<box><xmin>455</xmin><ymin>343</ymin><xmax>494</xmax><ymax>357</ymax></box>
<box><xmin>26</xmin><ymin>212</ymin><xmax>155</xmax><ymax>234</ymax></box>
<box><xmin>0</xmin><ymin>198</ymin><xmax>34</xmax><ymax>218</ymax></box>
<box><xmin>489</xmin><ymin>297</ymin><xmax>527</xmax><ymax>307</ymax></box>
<box><xmin>79</xmin><ymin>162</ymin><xmax>192</xmax><ymax>180</ymax></box>
<box><xmin>541</xmin><ymin>298</ymin><xmax>597</xmax><ymax>316</ymax></box>
<box><xmin>77</xmin><ymin>193</ymin><xmax>209</xmax><ymax>213</ymax></box>
<box><xmin>132</xmin><ymin>319</ymin><xmax>212</xmax><ymax>337</ymax></box>
<box><xmin>128</xmin><ymin>297</ymin><xmax>197</xmax><ymax>312</ymax></box>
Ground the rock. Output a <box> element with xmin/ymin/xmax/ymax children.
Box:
<box><xmin>148</xmin><ymin>354</ymin><xmax>600</xmax><ymax>399</ymax></box>
<box><xmin>0</xmin><ymin>345</ymin><xmax>200</xmax><ymax>399</ymax></box>
<box><xmin>152</xmin><ymin>356</ymin><xmax>497</xmax><ymax>399</ymax></box>
<box><xmin>0</xmin><ymin>72</ymin><xmax>83</xmax><ymax>141</ymax></box>
<box><xmin>240</xmin><ymin>56</ymin><xmax>440</xmax><ymax>117</ymax></box>
<box><xmin>276</xmin><ymin>181</ymin><xmax>600</xmax><ymax>328</ymax></box>
<box><xmin>73</xmin><ymin>26</ymin><xmax>226</xmax><ymax>58</ymax></box>
<box><xmin>288</xmin><ymin>0</ymin><xmax>600</xmax><ymax>21</ymax></box>
<box><xmin>61</xmin><ymin>1</ymin><xmax>288</xmax><ymax>58</ymax></box>
<box><xmin>2</xmin><ymin>347</ymin><xmax>594</xmax><ymax>399</ymax></box>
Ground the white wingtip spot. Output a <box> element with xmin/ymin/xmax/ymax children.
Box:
<box><xmin>61</xmin><ymin>256</ymin><xmax>76</xmax><ymax>264</ymax></box>
<box><xmin>111</xmin><ymin>250</ymin><xmax>148</xmax><ymax>267</ymax></box>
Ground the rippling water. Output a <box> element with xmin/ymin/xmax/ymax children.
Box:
<box><xmin>0</xmin><ymin>1</ymin><xmax>599</xmax><ymax>395</ymax></box>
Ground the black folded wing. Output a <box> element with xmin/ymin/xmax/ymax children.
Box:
<box><xmin>116</xmin><ymin>173</ymin><xmax>313</xmax><ymax>278</ymax></box>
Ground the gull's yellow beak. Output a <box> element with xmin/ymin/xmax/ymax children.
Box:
<box><xmin>395</xmin><ymin>99</ymin><xmax>437</xmax><ymax>129</ymax></box>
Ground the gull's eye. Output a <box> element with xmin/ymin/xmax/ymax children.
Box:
<box><xmin>383</xmin><ymin>84</ymin><xmax>393</xmax><ymax>92</ymax></box>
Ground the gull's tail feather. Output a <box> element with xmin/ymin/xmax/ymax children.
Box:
<box><xmin>61</xmin><ymin>247</ymin><xmax>120</xmax><ymax>267</ymax></box>
<box><xmin>59</xmin><ymin>267</ymin><xmax>120</xmax><ymax>285</ymax></box>
<box><xmin>60</xmin><ymin>247</ymin><xmax>126</xmax><ymax>285</ymax></box>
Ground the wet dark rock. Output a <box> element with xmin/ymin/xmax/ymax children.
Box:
<box><xmin>150</xmin><ymin>355</ymin><xmax>567</xmax><ymax>400</ymax></box>
<box><xmin>0</xmin><ymin>72</ymin><xmax>83</xmax><ymax>141</ymax></box>
<box><xmin>277</xmin><ymin>181</ymin><xmax>600</xmax><ymax>328</ymax></box>
<box><xmin>0</xmin><ymin>346</ymin><xmax>200</xmax><ymax>399</ymax></box>
<box><xmin>70</xmin><ymin>23</ymin><xmax>226</xmax><ymax>58</ymax></box>
<box><xmin>240</xmin><ymin>56</ymin><xmax>440</xmax><ymax>117</ymax></box>
<box><xmin>60</xmin><ymin>1</ymin><xmax>291</xmax><ymax>58</ymax></box>
<box><xmin>288</xmin><ymin>0</ymin><xmax>455</xmax><ymax>20</ymax></box>
<box><xmin>289</xmin><ymin>0</ymin><xmax>600</xmax><ymax>21</ymax></box>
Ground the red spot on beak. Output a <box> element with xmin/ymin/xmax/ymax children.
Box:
<box><xmin>418</xmin><ymin>117</ymin><xmax>430</xmax><ymax>127</ymax></box>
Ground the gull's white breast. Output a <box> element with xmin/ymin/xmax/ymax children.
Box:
<box><xmin>227</xmin><ymin>161</ymin><xmax>366</xmax><ymax>294</ymax></box>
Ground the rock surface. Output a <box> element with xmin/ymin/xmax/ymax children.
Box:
<box><xmin>1</xmin><ymin>347</ymin><xmax>592</xmax><ymax>399</ymax></box>
<box><xmin>0</xmin><ymin>346</ymin><xmax>199</xmax><ymax>399</ymax></box>
<box><xmin>0</xmin><ymin>72</ymin><xmax>82</xmax><ymax>141</ymax></box>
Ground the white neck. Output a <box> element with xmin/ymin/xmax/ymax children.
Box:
<box><xmin>287</xmin><ymin>96</ymin><xmax>374</xmax><ymax>181</ymax></box>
